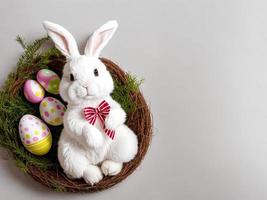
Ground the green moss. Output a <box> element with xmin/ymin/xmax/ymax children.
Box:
<box><xmin>112</xmin><ymin>74</ymin><xmax>143</xmax><ymax>113</ymax></box>
<box><xmin>0</xmin><ymin>36</ymin><xmax>142</xmax><ymax>174</ymax></box>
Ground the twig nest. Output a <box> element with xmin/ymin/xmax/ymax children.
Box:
<box><xmin>0</xmin><ymin>49</ymin><xmax>152</xmax><ymax>192</ymax></box>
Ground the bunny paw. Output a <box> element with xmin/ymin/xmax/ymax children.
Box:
<box><xmin>101</xmin><ymin>160</ymin><xmax>122</xmax><ymax>176</ymax></box>
<box><xmin>83</xmin><ymin>165</ymin><xmax>103</xmax><ymax>185</ymax></box>
<box><xmin>105</xmin><ymin>109</ymin><xmax>126</xmax><ymax>130</ymax></box>
<box><xmin>83</xmin><ymin>126</ymin><xmax>103</xmax><ymax>148</ymax></box>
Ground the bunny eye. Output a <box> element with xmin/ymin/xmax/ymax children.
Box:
<box><xmin>94</xmin><ymin>69</ymin><xmax>99</xmax><ymax>77</ymax></box>
<box><xmin>70</xmin><ymin>73</ymin><xmax>75</xmax><ymax>81</ymax></box>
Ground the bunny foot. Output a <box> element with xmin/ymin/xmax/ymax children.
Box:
<box><xmin>101</xmin><ymin>160</ymin><xmax>122</xmax><ymax>176</ymax></box>
<box><xmin>83</xmin><ymin>165</ymin><xmax>103</xmax><ymax>185</ymax></box>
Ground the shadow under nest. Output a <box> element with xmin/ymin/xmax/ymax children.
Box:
<box><xmin>0</xmin><ymin>37</ymin><xmax>153</xmax><ymax>192</ymax></box>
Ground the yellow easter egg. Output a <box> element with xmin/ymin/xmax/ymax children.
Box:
<box><xmin>24</xmin><ymin>134</ymin><xmax>52</xmax><ymax>156</ymax></box>
<box><xmin>19</xmin><ymin>114</ymin><xmax>52</xmax><ymax>156</ymax></box>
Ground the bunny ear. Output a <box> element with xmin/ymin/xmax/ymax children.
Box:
<box><xmin>84</xmin><ymin>20</ymin><xmax>118</xmax><ymax>57</ymax></box>
<box><xmin>43</xmin><ymin>21</ymin><xmax>80</xmax><ymax>58</ymax></box>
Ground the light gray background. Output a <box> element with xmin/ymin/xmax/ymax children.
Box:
<box><xmin>0</xmin><ymin>0</ymin><xmax>267</xmax><ymax>199</ymax></box>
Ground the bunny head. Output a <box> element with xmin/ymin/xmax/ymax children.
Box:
<box><xmin>43</xmin><ymin>20</ymin><xmax>118</xmax><ymax>104</ymax></box>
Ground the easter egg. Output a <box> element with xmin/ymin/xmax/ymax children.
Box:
<box><xmin>19</xmin><ymin>114</ymin><xmax>52</xmax><ymax>156</ymax></box>
<box><xmin>39</xmin><ymin>97</ymin><xmax>66</xmax><ymax>126</ymax></box>
<box><xmin>23</xmin><ymin>80</ymin><xmax>45</xmax><ymax>103</ymax></box>
<box><xmin>37</xmin><ymin>69</ymin><xmax>60</xmax><ymax>95</ymax></box>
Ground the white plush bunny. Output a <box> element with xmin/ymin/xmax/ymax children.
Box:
<box><xmin>43</xmin><ymin>20</ymin><xmax>138</xmax><ymax>185</ymax></box>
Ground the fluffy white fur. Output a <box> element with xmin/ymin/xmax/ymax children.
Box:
<box><xmin>43</xmin><ymin>20</ymin><xmax>138</xmax><ymax>185</ymax></box>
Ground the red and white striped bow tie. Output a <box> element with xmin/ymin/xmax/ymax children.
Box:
<box><xmin>83</xmin><ymin>100</ymin><xmax>115</xmax><ymax>140</ymax></box>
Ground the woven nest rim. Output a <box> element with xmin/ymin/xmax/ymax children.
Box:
<box><xmin>16</xmin><ymin>57</ymin><xmax>153</xmax><ymax>192</ymax></box>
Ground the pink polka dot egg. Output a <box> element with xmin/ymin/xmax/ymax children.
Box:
<box><xmin>39</xmin><ymin>97</ymin><xmax>66</xmax><ymax>126</ymax></box>
<box><xmin>19</xmin><ymin>114</ymin><xmax>52</xmax><ymax>155</ymax></box>
<box><xmin>24</xmin><ymin>80</ymin><xmax>45</xmax><ymax>103</ymax></box>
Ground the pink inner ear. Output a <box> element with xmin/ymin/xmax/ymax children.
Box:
<box><xmin>49</xmin><ymin>29</ymin><xmax>70</xmax><ymax>56</ymax></box>
<box><xmin>91</xmin><ymin>28</ymin><xmax>113</xmax><ymax>56</ymax></box>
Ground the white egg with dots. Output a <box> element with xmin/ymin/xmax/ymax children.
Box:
<box><xmin>39</xmin><ymin>97</ymin><xmax>66</xmax><ymax>126</ymax></box>
<box><xmin>19</xmin><ymin>114</ymin><xmax>52</xmax><ymax>155</ymax></box>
